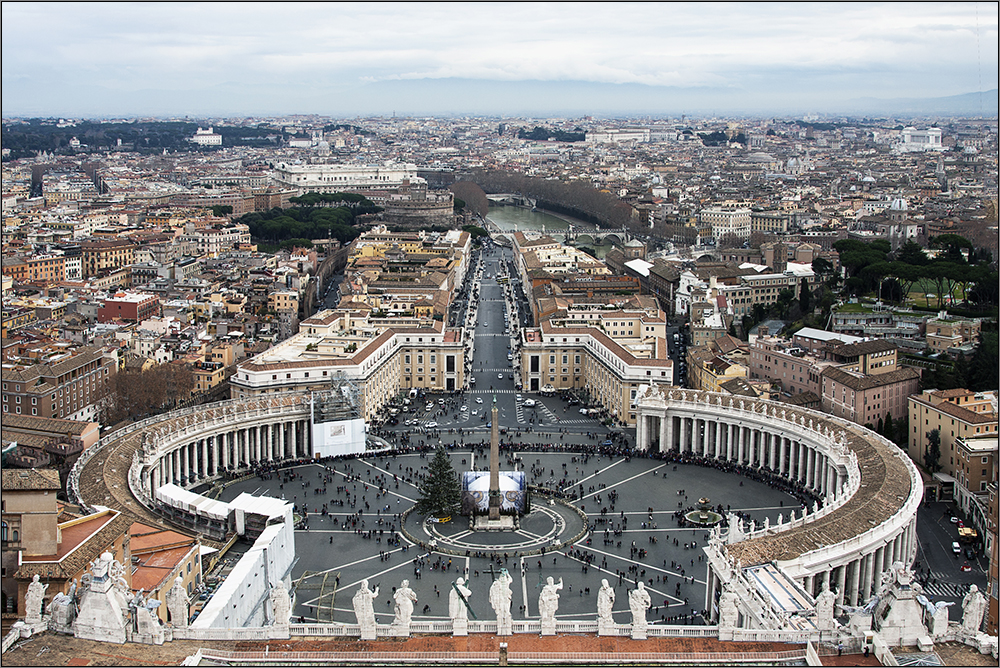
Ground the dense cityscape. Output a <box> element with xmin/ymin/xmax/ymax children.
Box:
<box><xmin>2</xmin><ymin>2</ymin><xmax>999</xmax><ymax>666</ymax></box>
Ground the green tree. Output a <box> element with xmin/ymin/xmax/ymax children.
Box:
<box><xmin>881</xmin><ymin>412</ymin><xmax>894</xmax><ymax>442</ymax></box>
<box><xmin>799</xmin><ymin>277</ymin><xmax>811</xmax><ymax>312</ymax></box>
<box><xmin>967</xmin><ymin>332</ymin><xmax>999</xmax><ymax>391</ymax></box>
<box><xmin>892</xmin><ymin>415</ymin><xmax>909</xmax><ymax>449</ymax></box>
<box><xmin>211</xmin><ymin>204</ymin><xmax>234</xmax><ymax>216</ymax></box>
<box><xmin>462</xmin><ymin>224</ymin><xmax>489</xmax><ymax>239</ymax></box>
<box><xmin>415</xmin><ymin>446</ymin><xmax>463</xmax><ymax>517</ymax></box>
<box><xmin>896</xmin><ymin>240</ymin><xmax>928</xmax><ymax>265</ymax></box>
<box><xmin>924</xmin><ymin>429</ymin><xmax>942</xmax><ymax>473</ymax></box>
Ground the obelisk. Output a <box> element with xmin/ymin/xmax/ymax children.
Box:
<box><xmin>488</xmin><ymin>394</ymin><xmax>501</xmax><ymax>520</ymax></box>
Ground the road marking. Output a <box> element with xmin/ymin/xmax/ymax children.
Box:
<box><xmin>577</xmin><ymin>463</ymin><xmax>667</xmax><ymax>499</ymax></box>
<box><xmin>574</xmin><ymin>458</ymin><xmax>626</xmax><ymax>487</ymax></box>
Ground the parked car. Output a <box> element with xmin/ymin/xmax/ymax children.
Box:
<box><xmin>952</xmin><ymin>541</ymin><xmax>962</xmax><ymax>555</ymax></box>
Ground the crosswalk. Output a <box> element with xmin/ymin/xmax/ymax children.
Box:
<box><xmin>919</xmin><ymin>573</ymin><xmax>976</xmax><ymax>599</ymax></box>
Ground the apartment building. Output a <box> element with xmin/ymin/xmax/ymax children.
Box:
<box><xmin>751</xmin><ymin>210</ymin><xmax>790</xmax><ymax>234</ymax></box>
<box><xmin>1</xmin><ymin>344</ymin><xmax>117</xmax><ymax>422</ymax></box>
<box><xmin>97</xmin><ymin>291</ymin><xmax>161</xmax><ymax>323</ymax></box>
<box><xmin>908</xmin><ymin>389</ymin><xmax>999</xmax><ymax>477</ymax></box>
<box><xmin>831</xmin><ymin>303</ymin><xmax>926</xmax><ymax>339</ymax></box>
<box><xmin>820</xmin><ymin>367</ymin><xmax>920</xmax><ymax>426</ymax></box>
<box><xmin>271</xmin><ymin>163</ymin><xmax>421</xmax><ymax>193</ymax></box>
<box><xmin>925</xmin><ymin>313</ymin><xmax>982</xmax><ymax>354</ymax></box>
<box><xmin>81</xmin><ymin>238</ymin><xmax>136</xmax><ymax>278</ymax></box>
<box><xmin>698</xmin><ymin>206</ymin><xmax>751</xmax><ymax>244</ymax></box>
<box><xmin>520</xmin><ymin>303</ymin><xmax>671</xmax><ymax>425</ymax></box>
<box><xmin>1</xmin><ymin>469</ymin><xmax>132</xmax><ymax>618</ymax></box>
<box><xmin>749</xmin><ymin>336</ymin><xmax>835</xmax><ymax>398</ymax></box>
<box><xmin>1</xmin><ymin>255</ymin><xmax>66</xmax><ymax>284</ymax></box>
<box><xmin>231</xmin><ymin>308</ymin><xmax>465</xmax><ymax>420</ymax></box>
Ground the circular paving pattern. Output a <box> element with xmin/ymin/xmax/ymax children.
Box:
<box><xmin>415</xmin><ymin>500</ymin><xmax>586</xmax><ymax>554</ymax></box>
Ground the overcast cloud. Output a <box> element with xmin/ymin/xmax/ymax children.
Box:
<box><xmin>2</xmin><ymin>2</ymin><xmax>997</xmax><ymax>117</ymax></box>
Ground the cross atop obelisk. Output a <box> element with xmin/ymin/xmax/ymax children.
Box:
<box><xmin>488</xmin><ymin>393</ymin><xmax>500</xmax><ymax>520</ymax></box>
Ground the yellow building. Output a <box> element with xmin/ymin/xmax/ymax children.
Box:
<box><xmin>908</xmin><ymin>389</ymin><xmax>999</xmax><ymax>477</ymax></box>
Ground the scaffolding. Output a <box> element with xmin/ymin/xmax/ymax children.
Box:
<box><xmin>311</xmin><ymin>372</ymin><xmax>362</xmax><ymax>424</ymax></box>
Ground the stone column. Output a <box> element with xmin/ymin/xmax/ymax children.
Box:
<box><xmin>804</xmin><ymin>574</ymin><xmax>815</xmax><ymax>598</ymax></box>
<box><xmin>278</xmin><ymin>422</ymin><xmax>286</xmax><ymax>460</ymax></box>
<box><xmin>874</xmin><ymin>546</ymin><xmax>886</xmax><ymax>592</ymax></box>
<box><xmin>836</xmin><ymin>563</ymin><xmax>848</xmax><ymax>607</ymax></box>
<box><xmin>637</xmin><ymin>415</ymin><xmax>647</xmax><ymax>450</ymax></box>
<box><xmin>861</xmin><ymin>552</ymin><xmax>874</xmax><ymax>602</ymax></box>
<box><xmin>222</xmin><ymin>431</ymin><xmax>230</xmax><ymax>470</ymax></box>
<box><xmin>849</xmin><ymin>559</ymin><xmax>862</xmax><ymax>606</ymax></box>
<box><xmin>737</xmin><ymin>426</ymin><xmax>745</xmax><ymax>464</ymax></box>
<box><xmin>806</xmin><ymin>447</ymin><xmax>815</xmax><ymax>489</ymax></box>
<box><xmin>209</xmin><ymin>435</ymin><xmax>218</xmax><ymax>476</ymax></box>
<box><xmin>725</xmin><ymin>423</ymin><xmax>733</xmax><ymax>461</ymax></box>
<box><xmin>821</xmin><ymin>569</ymin><xmax>831</xmax><ymax>594</ymax></box>
<box><xmin>200</xmin><ymin>438</ymin><xmax>208</xmax><ymax>479</ymax></box>
<box><xmin>659</xmin><ymin>414</ymin><xmax>669</xmax><ymax>453</ymax></box>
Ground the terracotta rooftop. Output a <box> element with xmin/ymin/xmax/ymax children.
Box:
<box><xmin>1</xmin><ymin>467</ymin><xmax>61</xmax><ymax>491</ymax></box>
<box><xmin>17</xmin><ymin>511</ymin><xmax>132</xmax><ymax>581</ymax></box>
<box><xmin>911</xmin><ymin>393</ymin><xmax>998</xmax><ymax>425</ymax></box>
<box><xmin>821</xmin><ymin>367</ymin><xmax>920</xmax><ymax>391</ymax></box>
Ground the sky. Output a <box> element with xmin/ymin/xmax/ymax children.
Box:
<box><xmin>2</xmin><ymin>2</ymin><xmax>997</xmax><ymax>118</ymax></box>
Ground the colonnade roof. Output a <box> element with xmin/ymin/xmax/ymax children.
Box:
<box><xmin>725</xmin><ymin>419</ymin><xmax>912</xmax><ymax>566</ymax></box>
<box><xmin>76</xmin><ymin>394</ymin><xmax>310</xmax><ymax>549</ymax></box>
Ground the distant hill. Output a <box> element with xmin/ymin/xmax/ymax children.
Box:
<box><xmin>843</xmin><ymin>90</ymin><xmax>997</xmax><ymax>116</ymax></box>
<box><xmin>3</xmin><ymin>75</ymin><xmax>996</xmax><ymax>119</ymax></box>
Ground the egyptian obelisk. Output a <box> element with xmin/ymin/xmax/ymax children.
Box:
<box><xmin>488</xmin><ymin>394</ymin><xmax>500</xmax><ymax>520</ymax></box>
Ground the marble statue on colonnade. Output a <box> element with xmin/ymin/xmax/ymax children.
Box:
<box><xmin>269</xmin><ymin>580</ymin><xmax>291</xmax><ymax>630</ymax></box>
<box><xmin>597</xmin><ymin>578</ymin><xmax>615</xmax><ymax>635</ymax></box>
<box><xmin>629</xmin><ymin>581</ymin><xmax>651</xmax><ymax>639</ymax></box>
<box><xmin>353</xmin><ymin>579</ymin><xmax>379</xmax><ymax>640</ymax></box>
<box><xmin>165</xmin><ymin>577</ymin><xmax>188</xmax><ymax>628</ymax></box>
<box><xmin>449</xmin><ymin>577</ymin><xmax>472</xmax><ymax>636</ymax></box>
<box><xmin>489</xmin><ymin>569</ymin><xmax>513</xmax><ymax>636</ymax></box>
<box><xmin>24</xmin><ymin>574</ymin><xmax>47</xmax><ymax>625</ymax></box>
<box><xmin>391</xmin><ymin>579</ymin><xmax>417</xmax><ymax>636</ymax></box>
<box><xmin>538</xmin><ymin>576</ymin><xmax>563</xmax><ymax>635</ymax></box>
<box><xmin>961</xmin><ymin>585</ymin><xmax>986</xmax><ymax>635</ymax></box>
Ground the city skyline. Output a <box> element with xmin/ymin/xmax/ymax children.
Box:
<box><xmin>2</xmin><ymin>1</ymin><xmax>998</xmax><ymax>118</ymax></box>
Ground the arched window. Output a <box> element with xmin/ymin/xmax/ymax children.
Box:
<box><xmin>1</xmin><ymin>522</ymin><xmax>7</xmax><ymax>542</ymax></box>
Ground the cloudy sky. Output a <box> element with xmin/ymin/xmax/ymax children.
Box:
<box><xmin>2</xmin><ymin>2</ymin><xmax>997</xmax><ymax>117</ymax></box>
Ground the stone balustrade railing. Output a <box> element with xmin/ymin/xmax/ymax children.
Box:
<box><xmin>667</xmin><ymin>390</ymin><xmax>920</xmax><ymax>587</ymax></box>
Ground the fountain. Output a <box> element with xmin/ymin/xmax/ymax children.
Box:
<box><xmin>684</xmin><ymin>497</ymin><xmax>722</xmax><ymax>526</ymax></box>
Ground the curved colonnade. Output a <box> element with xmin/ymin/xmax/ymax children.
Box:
<box><xmin>70</xmin><ymin>393</ymin><xmax>314</xmax><ymax>534</ymax></box>
<box><xmin>72</xmin><ymin>387</ymin><xmax>922</xmax><ymax>632</ymax></box>
<box><xmin>634</xmin><ymin>387</ymin><xmax>922</xmax><ymax>621</ymax></box>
